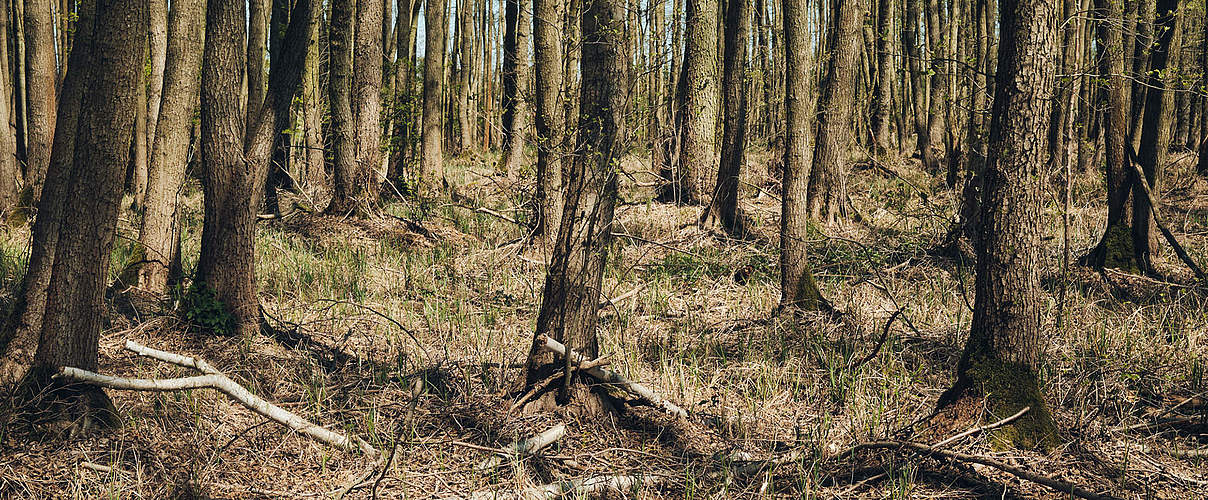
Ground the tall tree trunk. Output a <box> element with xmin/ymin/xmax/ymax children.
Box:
<box><xmin>421</xmin><ymin>0</ymin><xmax>448</xmax><ymax>187</ymax></box>
<box><xmin>326</xmin><ymin>0</ymin><xmax>358</xmax><ymax>210</ymax></box>
<box><xmin>937</xmin><ymin>0</ymin><xmax>1059</xmax><ymax>450</ymax></box>
<box><xmin>196</xmin><ymin>0</ymin><xmax>317</xmax><ymax>339</ymax></box>
<box><xmin>925</xmin><ymin>0</ymin><xmax>949</xmax><ymax>169</ymax></box>
<box><xmin>778</xmin><ymin>0</ymin><xmax>824</xmax><ymax>311</ymax></box>
<box><xmin>1131</xmin><ymin>0</ymin><xmax>1177</xmax><ymax>272</ymax></box>
<box><xmin>0</xmin><ymin>0</ymin><xmax>94</xmax><ymax>388</ymax></box>
<box><xmin>532</xmin><ymin>0</ymin><xmax>563</xmax><ymax>246</ymax></box>
<box><xmin>1128</xmin><ymin>0</ymin><xmax>1154</xmax><ymax>148</ymax></box>
<box><xmin>133</xmin><ymin>0</ymin><xmax>206</xmax><ymax>294</ymax></box>
<box><xmin>247</xmin><ymin>0</ymin><xmax>269</xmax><ymax>127</ymax></box>
<box><xmin>351</xmin><ymin>0</ymin><xmax>384</xmax><ymax>208</ymax></box>
<box><xmin>500</xmin><ymin>0</ymin><xmax>530</xmax><ymax>174</ymax></box>
<box><xmin>701</xmin><ymin>0</ymin><xmax>749</xmax><ymax>236</ymax></box>
<box><xmin>522</xmin><ymin>0</ymin><xmax>625</xmax><ymax>409</ymax></box>
<box><xmin>648</xmin><ymin>0</ymin><xmax>667</xmax><ymax>176</ymax></box>
<box><xmin>456</xmin><ymin>0</ymin><xmax>474</xmax><ymax>152</ymax></box>
<box><xmin>302</xmin><ymin>2</ymin><xmax>326</xmax><ymax>195</ymax></box>
<box><xmin>902</xmin><ymin>0</ymin><xmax>937</xmax><ymax>173</ymax></box>
<box><xmin>21</xmin><ymin>0</ymin><xmax>56</xmax><ymax>202</ymax></box>
<box><xmin>675</xmin><ymin>0</ymin><xmax>720</xmax><ymax>204</ymax></box>
<box><xmin>19</xmin><ymin>0</ymin><xmax>145</xmax><ymax>427</ymax></box>
<box><xmin>12</xmin><ymin>0</ymin><xmax>27</xmax><ymax>169</ymax></box>
<box><xmin>870</xmin><ymin>0</ymin><xmax>893</xmax><ymax>157</ymax></box>
<box><xmin>147</xmin><ymin>0</ymin><xmax>168</xmax><ymax>167</ymax></box>
<box><xmin>1199</xmin><ymin>5</ymin><xmax>1208</xmax><ymax>176</ymax></box>
<box><xmin>806</xmin><ymin>0</ymin><xmax>862</xmax><ymax>225</ymax></box>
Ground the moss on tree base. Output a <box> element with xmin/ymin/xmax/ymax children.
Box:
<box><xmin>936</xmin><ymin>357</ymin><xmax>1058</xmax><ymax>451</ymax></box>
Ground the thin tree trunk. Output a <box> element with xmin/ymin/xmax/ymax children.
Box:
<box><xmin>675</xmin><ymin>0</ymin><xmax>720</xmax><ymax>204</ymax></box>
<box><xmin>903</xmin><ymin>0</ymin><xmax>937</xmax><ymax>173</ymax></box>
<box><xmin>302</xmin><ymin>3</ymin><xmax>326</xmax><ymax>196</ymax></box>
<box><xmin>21</xmin><ymin>0</ymin><xmax>56</xmax><ymax>201</ymax></box>
<box><xmin>421</xmin><ymin>0</ymin><xmax>448</xmax><ymax>187</ymax></box>
<box><xmin>1131</xmin><ymin>0</ymin><xmax>1178</xmax><ymax>272</ymax></box>
<box><xmin>456</xmin><ymin>0</ymin><xmax>474</xmax><ymax>151</ymax></box>
<box><xmin>326</xmin><ymin>0</ymin><xmax>358</xmax><ymax>210</ymax></box>
<box><xmin>135</xmin><ymin>0</ymin><xmax>207</xmax><ymax>295</ymax></box>
<box><xmin>500</xmin><ymin>0</ymin><xmax>529</xmax><ymax>174</ymax></box>
<box><xmin>532</xmin><ymin>0</ymin><xmax>563</xmax><ymax>246</ymax></box>
<box><xmin>870</xmin><ymin>0</ymin><xmax>893</xmax><ymax>157</ymax></box>
<box><xmin>778</xmin><ymin>0</ymin><xmax>824</xmax><ymax>311</ymax></box>
<box><xmin>700</xmin><ymin>0</ymin><xmax>749</xmax><ymax>236</ymax></box>
<box><xmin>0</xmin><ymin>0</ymin><xmax>16</xmax><ymax>211</ymax></box>
<box><xmin>247</xmin><ymin>0</ymin><xmax>269</xmax><ymax>127</ymax></box>
<box><xmin>147</xmin><ymin>0</ymin><xmax>168</xmax><ymax>167</ymax></box>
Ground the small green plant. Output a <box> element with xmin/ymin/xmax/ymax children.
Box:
<box><xmin>179</xmin><ymin>283</ymin><xmax>235</xmax><ymax>335</ymax></box>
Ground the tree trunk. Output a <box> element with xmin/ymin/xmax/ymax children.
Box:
<box><xmin>925</xmin><ymin>0</ymin><xmax>949</xmax><ymax>171</ymax></box>
<box><xmin>778</xmin><ymin>0</ymin><xmax>824</xmax><ymax>311</ymax></box>
<box><xmin>0</xmin><ymin>0</ymin><xmax>94</xmax><ymax>388</ymax></box>
<box><xmin>532</xmin><ymin>0</ymin><xmax>564</xmax><ymax>246</ymax></box>
<box><xmin>128</xmin><ymin>65</ymin><xmax>149</xmax><ymax>210</ymax></box>
<box><xmin>421</xmin><ymin>0</ymin><xmax>448</xmax><ymax>187</ymax></box>
<box><xmin>0</xmin><ymin>0</ymin><xmax>17</xmax><ymax>211</ymax></box>
<box><xmin>902</xmin><ymin>0</ymin><xmax>937</xmax><ymax>173</ymax></box>
<box><xmin>1128</xmin><ymin>0</ymin><xmax>1154</xmax><ymax>148</ymax></box>
<box><xmin>937</xmin><ymin>0</ymin><xmax>1059</xmax><ymax>451</ymax></box>
<box><xmin>147</xmin><ymin>0</ymin><xmax>168</xmax><ymax>167</ymax></box>
<box><xmin>302</xmin><ymin>3</ymin><xmax>327</xmax><ymax>196</ymax></box>
<box><xmin>649</xmin><ymin>0</ymin><xmax>667</xmax><ymax>176</ymax></box>
<box><xmin>134</xmin><ymin>0</ymin><xmax>207</xmax><ymax>295</ymax></box>
<box><xmin>326</xmin><ymin>0</ymin><xmax>358</xmax><ymax>210</ymax></box>
<box><xmin>456</xmin><ymin>0</ymin><xmax>474</xmax><ymax>152</ymax></box>
<box><xmin>500</xmin><ymin>0</ymin><xmax>530</xmax><ymax>175</ymax></box>
<box><xmin>247</xmin><ymin>0</ymin><xmax>269</xmax><ymax>127</ymax></box>
<box><xmin>676</xmin><ymin>0</ymin><xmax>720</xmax><ymax>204</ymax></box>
<box><xmin>806</xmin><ymin>0</ymin><xmax>862</xmax><ymax>225</ymax></box>
<box><xmin>870</xmin><ymin>0</ymin><xmax>893</xmax><ymax>157</ymax></box>
<box><xmin>1199</xmin><ymin>6</ymin><xmax>1208</xmax><ymax>176</ymax></box>
<box><xmin>1131</xmin><ymin>0</ymin><xmax>1177</xmax><ymax>273</ymax></box>
<box><xmin>21</xmin><ymin>0</ymin><xmax>56</xmax><ymax>202</ymax></box>
<box><xmin>352</xmin><ymin>0</ymin><xmax>384</xmax><ymax>207</ymax></box>
<box><xmin>21</xmin><ymin>0</ymin><xmax>146</xmax><ymax>428</ymax></box>
<box><xmin>700</xmin><ymin>0</ymin><xmax>749</xmax><ymax>236</ymax></box>
<box><xmin>523</xmin><ymin>0</ymin><xmax>625</xmax><ymax>409</ymax></box>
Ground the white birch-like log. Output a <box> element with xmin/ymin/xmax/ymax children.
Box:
<box><xmin>56</xmin><ymin>343</ymin><xmax>379</xmax><ymax>457</ymax></box>
<box><xmin>477</xmin><ymin>423</ymin><xmax>566</xmax><ymax>469</ymax></box>
<box><xmin>537</xmin><ymin>335</ymin><xmax>687</xmax><ymax>418</ymax></box>
<box><xmin>466</xmin><ymin>474</ymin><xmax>664</xmax><ymax>500</ymax></box>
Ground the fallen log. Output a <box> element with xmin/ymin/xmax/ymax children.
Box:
<box><xmin>465</xmin><ymin>474</ymin><xmax>665</xmax><ymax>500</ymax></box>
<box><xmin>477</xmin><ymin>423</ymin><xmax>567</xmax><ymax>469</ymax></box>
<box><xmin>537</xmin><ymin>335</ymin><xmax>687</xmax><ymax>418</ymax></box>
<box><xmin>56</xmin><ymin>340</ymin><xmax>378</xmax><ymax>457</ymax></box>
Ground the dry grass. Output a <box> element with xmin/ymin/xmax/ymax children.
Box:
<box><xmin>1</xmin><ymin>148</ymin><xmax>1207</xmax><ymax>499</ymax></box>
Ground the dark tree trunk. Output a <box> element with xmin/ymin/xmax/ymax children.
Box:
<box><xmin>247</xmin><ymin>0</ymin><xmax>268</xmax><ymax>126</ymax></box>
<box><xmin>0</xmin><ymin>0</ymin><xmax>94</xmax><ymax>388</ymax></box>
<box><xmin>778</xmin><ymin>0</ymin><xmax>824</xmax><ymax>310</ymax></box>
<box><xmin>700</xmin><ymin>0</ymin><xmax>749</xmax><ymax>236</ymax></box>
<box><xmin>325</xmin><ymin>0</ymin><xmax>359</xmax><ymax>212</ymax></box>
<box><xmin>522</xmin><ymin>0</ymin><xmax>625</xmax><ymax>408</ymax></box>
<box><xmin>20</xmin><ymin>0</ymin><xmax>146</xmax><ymax>428</ymax></box>
<box><xmin>0</xmin><ymin>0</ymin><xmax>16</xmax><ymax>211</ymax></box>
<box><xmin>133</xmin><ymin>0</ymin><xmax>207</xmax><ymax>294</ymax></box>
<box><xmin>1131</xmin><ymin>0</ymin><xmax>1178</xmax><ymax>273</ymax></box>
<box><xmin>1127</xmin><ymin>0</ymin><xmax>1154</xmax><ymax>148</ymax></box>
<box><xmin>351</xmin><ymin>0</ymin><xmax>385</xmax><ymax>208</ymax></box>
<box><xmin>902</xmin><ymin>0</ymin><xmax>937</xmax><ymax>173</ymax></box>
<box><xmin>870</xmin><ymin>0</ymin><xmax>893</xmax><ymax>157</ymax></box>
<box><xmin>421</xmin><ymin>0</ymin><xmax>448</xmax><ymax>187</ymax></box>
<box><xmin>675</xmin><ymin>0</ymin><xmax>720</xmax><ymax>204</ymax></box>
<box><xmin>937</xmin><ymin>0</ymin><xmax>1059</xmax><ymax>450</ymax></box>
<box><xmin>1200</xmin><ymin>5</ymin><xmax>1208</xmax><ymax>176</ymax></box>
<box><xmin>532</xmin><ymin>0</ymin><xmax>564</xmax><ymax>246</ymax></box>
<box><xmin>500</xmin><ymin>0</ymin><xmax>529</xmax><ymax>175</ymax></box>
<box><xmin>806</xmin><ymin>0</ymin><xmax>862</xmax><ymax>225</ymax></box>
<box><xmin>1082</xmin><ymin>0</ymin><xmax>1135</xmax><ymax>270</ymax></box>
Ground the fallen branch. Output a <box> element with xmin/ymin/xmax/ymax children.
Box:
<box><xmin>850</xmin><ymin>310</ymin><xmax>900</xmax><ymax>370</ymax></box>
<box><xmin>1125</xmin><ymin>145</ymin><xmax>1208</xmax><ymax>283</ymax></box>
<box><xmin>537</xmin><ymin>335</ymin><xmax>687</xmax><ymax>418</ymax></box>
<box><xmin>465</xmin><ymin>474</ymin><xmax>665</xmax><ymax>500</ymax></box>
<box><xmin>57</xmin><ymin>341</ymin><xmax>378</xmax><ymax>457</ymax></box>
<box><xmin>1169</xmin><ymin>447</ymin><xmax>1208</xmax><ymax>459</ymax></box>
<box><xmin>932</xmin><ymin>406</ymin><xmax>1030</xmax><ymax>447</ymax></box>
<box><xmin>510</xmin><ymin>358</ymin><xmax>610</xmax><ymax>412</ymax></box>
<box><xmin>599</xmin><ymin>283</ymin><xmax>646</xmax><ymax>309</ymax></box>
<box><xmin>477</xmin><ymin>423</ymin><xmax>567</xmax><ymax>469</ymax></box>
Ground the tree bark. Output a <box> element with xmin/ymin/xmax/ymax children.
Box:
<box><xmin>675</xmin><ymin>0</ymin><xmax>720</xmax><ymax>204</ymax></box>
<box><xmin>1131</xmin><ymin>0</ymin><xmax>1178</xmax><ymax>273</ymax></box>
<box><xmin>778</xmin><ymin>0</ymin><xmax>824</xmax><ymax>310</ymax></box>
<box><xmin>302</xmin><ymin>3</ymin><xmax>327</xmax><ymax>196</ymax></box>
<box><xmin>532</xmin><ymin>0</ymin><xmax>564</xmax><ymax>246</ymax></box>
<box><xmin>806</xmin><ymin>0</ymin><xmax>862</xmax><ymax>225</ymax></box>
<box><xmin>147</xmin><ymin>0</ymin><xmax>168</xmax><ymax>167</ymax></box>
<box><xmin>326</xmin><ymin>0</ymin><xmax>359</xmax><ymax>211</ymax></box>
<box><xmin>700</xmin><ymin>0</ymin><xmax>749</xmax><ymax>236</ymax></box>
<box><xmin>523</xmin><ymin>0</ymin><xmax>625</xmax><ymax>409</ymax></box>
<box><xmin>247</xmin><ymin>0</ymin><xmax>269</xmax><ymax>127</ymax></box>
<box><xmin>352</xmin><ymin>0</ymin><xmax>384</xmax><ymax>207</ymax></box>
<box><xmin>500</xmin><ymin>0</ymin><xmax>530</xmax><ymax>175</ymax></box>
<box><xmin>938</xmin><ymin>0</ymin><xmax>1059</xmax><ymax>450</ymax></box>
<box><xmin>0</xmin><ymin>0</ymin><xmax>94</xmax><ymax>388</ymax></box>
<box><xmin>134</xmin><ymin>0</ymin><xmax>206</xmax><ymax>294</ymax></box>
<box><xmin>21</xmin><ymin>0</ymin><xmax>56</xmax><ymax>202</ymax></box>
<box><xmin>0</xmin><ymin>0</ymin><xmax>17</xmax><ymax>211</ymax></box>
<box><xmin>22</xmin><ymin>0</ymin><xmax>146</xmax><ymax>427</ymax></box>
<box><xmin>455</xmin><ymin>0</ymin><xmax>475</xmax><ymax>152</ymax></box>
<box><xmin>421</xmin><ymin>0</ymin><xmax>448</xmax><ymax>187</ymax></box>
<box><xmin>902</xmin><ymin>0</ymin><xmax>937</xmax><ymax>173</ymax></box>
<box><xmin>870</xmin><ymin>0</ymin><xmax>893</xmax><ymax>157</ymax></box>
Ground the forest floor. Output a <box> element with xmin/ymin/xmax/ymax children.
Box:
<box><xmin>1</xmin><ymin>148</ymin><xmax>1207</xmax><ymax>499</ymax></box>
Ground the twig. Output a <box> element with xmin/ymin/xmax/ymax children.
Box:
<box><xmin>80</xmin><ymin>462</ymin><xmax>117</xmax><ymax>474</ymax></box>
<box><xmin>537</xmin><ymin>335</ymin><xmax>688</xmax><ymax>418</ymax></box>
<box><xmin>477</xmin><ymin>423</ymin><xmax>567</xmax><ymax>469</ymax></box>
<box><xmin>932</xmin><ymin>406</ymin><xmax>1030</xmax><ymax>447</ymax></box>
<box><xmin>850</xmin><ymin>310</ymin><xmax>900</xmax><ymax>370</ymax></box>
<box><xmin>609</xmin><ymin>231</ymin><xmax>705</xmax><ymax>260</ymax></box>
<box><xmin>599</xmin><ymin>283</ymin><xmax>646</xmax><ymax>309</ymax></box>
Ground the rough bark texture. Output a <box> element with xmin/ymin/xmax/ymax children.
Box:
<box><xmin>134</xmin><ymin>0</ymin><xmax>207</xmax><ymax>294</ymax></box>
<box><xmin>1201</xmin><ymin>7</ymin><xmax>1208</xmax><ymax>176</ymax></box>
<box><xmin>500</xmin><ymin>0</ymin><xmax>530</xmax><ymax>175</ymax></box>
<box><xmin>675</xmin><ymin>0</ymin><xmax>720</xmax><ymax>204</ymax></box>
<box><xmin>455</xmin><ymin>0</ymin><xmax>474</xmax><ymax>152</ymax></box>
<box><xmin>870</xmin><ymin>0</ymin><xmax>893</xmax><ymax>157</ymax></box>
<box><xmin>532</xmin><ymin>0</ymin><xmax>563</xmax><ymax>246</ymax></box>
<box><xmin>421</xmin><ymin>0</ymin><xmax>448</xmax><ymax>188</ymax></box>
<box><xmin>326</xmin><ymin>0</ymin><xmax>359</xmax><ymax>212</ymax></box>
<box><xmin>938</xmin><ymin>0</ymin><xmax>1059</xmax><ymax>450</ymax></box>
<box><xmin>21</xmin><ymin>0</ymin><xmax>56</xmax><ymax>201</ymax></box>
<box><xmin>147</xmin><ymin>0</ymin><xmax>168</xmax><ymax>168</ymax></box>
<box><xmin>524</xmin><ymin>0</ymin><xmax>625</xmax><ymax>407</ymax></box>
<box><xmin>302</xmin><ymin>7</ymin><xmax>326</xmax><ymax>196</ymax></box>
<box><xmin>701</xmin><ymin>0</ymin><xmax>749</xmax><ymax>236</ymax></box>
<box><xmin>1082</xmin><ymin>0</ymin><xmax>1134</xmax><ymax>270</ymax></box>
<box><xmin>352</xmin><ymin>0</ymin><xmax>384</xmax><ymax>208</ymax></box>
<box><xmin>24</xmin><ymin>0</ymin><xmax>146</xmax><ymax>425</ymax></box>
<box><xmin>1131</xmin><ymin>0</ymin><xmax>1178</xmax><ymax>273</ymax></box>
<box><xmin>0</xmin><ymin>0</ymin><xmax>17</xmax><ymax>211</ymax></box>
<box><xmin>0</xmin><ymin>0</ymin><xmax>95</xmax><ymax>388</ymax></box>
<box><xmin>778</xmin><ymin>0</ymin><xmax>823</xmax><ymax>310</ymax></box>
<box><xmin>806</xmin><ymin>0</ymin><xmax>862</xmax><ymax>225</ymax></box>
<box><xmin>247</xmin><ymin>0</ymin><xmax>268</xmax><ymax>127</ymax></box>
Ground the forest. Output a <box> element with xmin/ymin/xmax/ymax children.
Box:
<box><xmin>0</xmin><ymin>0</ymin><xmax>1206</xmax><ymax>497</ymax></box>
